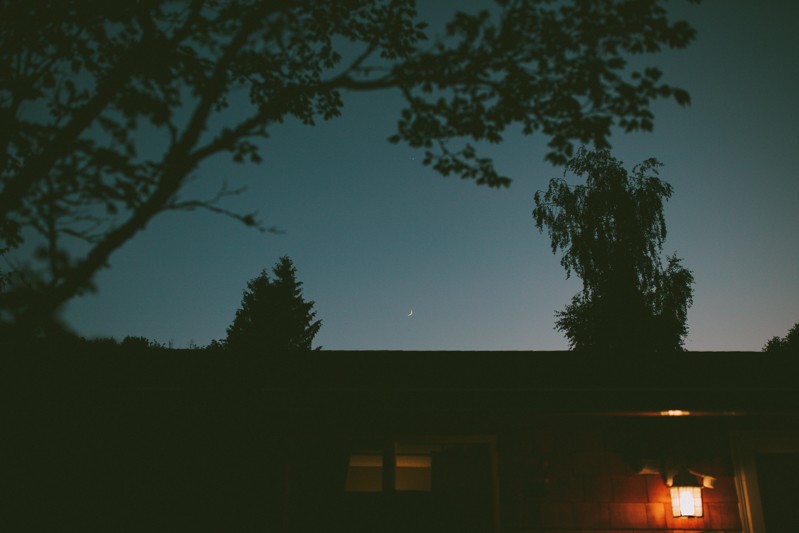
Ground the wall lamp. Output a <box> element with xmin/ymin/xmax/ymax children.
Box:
<box><xmin>669</xmin><ymin>468</ymin><xmax>704</xmax><ymax>517</ymax></box>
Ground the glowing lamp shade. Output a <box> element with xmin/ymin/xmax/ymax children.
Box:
<box><xmin>670</xmin><ymin>469</ymin><xmax>703</xmax><ymax>517</ymax></box>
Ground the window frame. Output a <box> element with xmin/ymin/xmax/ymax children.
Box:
<box><xmin>731</xmin><ymin>429</ymin><xmax>799</xmax><ymax>533</ymax></box>
<box><xmin>343</xmin><ymin>435</ymin><xmax>501</xmax><ymax>532</ymax></box>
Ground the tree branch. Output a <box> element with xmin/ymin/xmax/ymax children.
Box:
<box><xmin>26</xmin><ymin>9</ymin><xmax>271</xmax><ymax>317</ymax></box>
<box><xmin>168</xmin><ymin>181</ymin><xmax>283</xmax><ymax>234</ymax></box>
<box><xmin>0</xmin><ymin>39</ymin><xmax>156</xmax><ymax>223</ymax></box>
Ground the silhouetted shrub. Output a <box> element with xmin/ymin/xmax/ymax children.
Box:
<box><xmin>763</xmin><ymin>323</ymin><xmax>799</xmax><ymax>354</ymax></box>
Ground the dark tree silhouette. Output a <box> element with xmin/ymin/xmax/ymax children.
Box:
<box><xmin>226</xmin><ymin>256</ymin><xmax>321</xmax><ymax>353</ymax></box>
<box><xmin>763</xmin><ymin>323</ymin><xmax>799</xmax><ymax>354</ymax></box>
<box><xmin>120</xmin><ymin>335</ymin><xmax>165</xmax><ymax>350</ymax></box>
<box><xmin>0</xmin><ymin>1</ymin><xmax>698</xmax><ymax>331</ymax></box>
<box><xmin>533</xmin><ymin>148</ymin><xmax>694</xmax><ymax>353</ymax></box>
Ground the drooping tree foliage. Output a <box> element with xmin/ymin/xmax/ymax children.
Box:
<box><xmin>226</xmin><ymin>256</ymin><xmax>321</xmax><ymax>353</ymax></box>
<box><xmin>763</xmin><ymin>323</ymin><xmax>799</xmax><ymax>354</ymax></box>
<box><xmin>0</xmin><ymin>0</ymin><xmax>698</xmax><ymax>332</ymax></box>
<box><xmin>533</xmin><ymin>148</ymin><xmax>694</xmax><ymax>353</ymax></box>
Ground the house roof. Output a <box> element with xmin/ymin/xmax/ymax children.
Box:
<box><xmin>7</xmin><ymin>348</ymin><xmax>799</xmax><ymax>416</ymax></box>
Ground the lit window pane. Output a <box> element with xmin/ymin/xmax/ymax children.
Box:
<box><xmin>396</xmin><ymin>453</ymin><xmax>432</xmax><ymax>491</ymax></box>
<box><xmin>345</xmin><ymin>453</ymin><xmax>382</xmax><ymax>492</ymax></box>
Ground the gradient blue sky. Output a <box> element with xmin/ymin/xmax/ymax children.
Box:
<box><xmin>61</xmin><ymin>1</ymin><xmax>799</xmax><ymax>350</ymax></box>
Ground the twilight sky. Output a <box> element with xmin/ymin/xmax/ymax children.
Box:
<box><xmin>61</xmin><ymin>1</ymin><xmax>799</xmax><ymax>350</ymax></box>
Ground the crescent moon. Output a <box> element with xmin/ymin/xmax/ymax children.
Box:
<box><xmin>408</xmin><ymin>309</ymin><xmax>413</xmax><ymax>317</ymax></box>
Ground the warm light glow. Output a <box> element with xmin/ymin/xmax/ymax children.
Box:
<box><xmin>345</xmin><ymin>452</ymin><xmax>383</xmax><ymax>492</ymax></box>
<box><xmin>679</xmin><ymin>487</ymin><xmax>694</xmax><ymax>514</ymax></box>
<box><xmin>670</xmin><ymin>486</ymin><xmax>703</xmax><ymax>517</ymax></box>
<box><xmin>396</xmin><ymin>454</ymin><xmax>431</xmax><ymax>468</ymax></box>
<box><xmin>660</xmin><ymin>409</ymin><xmax>691</xmax><ymax>416</ymax></box>
<box><xmin>345</xmin><ymin>451</ymin><xmax>433</xmax><ymax>492</ymax></box>
<box><xmin>396</xmin><ymin>453</ymin><xmax>432</xmax><ymax>491</ymax></box>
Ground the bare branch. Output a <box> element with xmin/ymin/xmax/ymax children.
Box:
<box><xmin>168</xmin><ymin>181</ymin><xmax>283</xmax><ymax>234</ymax></box>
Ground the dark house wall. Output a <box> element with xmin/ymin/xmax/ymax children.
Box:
<box><xmin>277</xmin><ymin>416</ymin><xmax>743</xmax><ymax>532</ymax></box>
<box><xmin>496</xmin><ymin>417</ymin><xmax>742</xmax><ymax>532</ymax></box>
<box><xmin>8</xmin><ymin>348</ymin><xmax>798</xmax><ymax>531</ymax></box>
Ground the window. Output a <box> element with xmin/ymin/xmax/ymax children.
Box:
<box><xmin>339</xmin><ymin>437</ymin><xmax>499</xmax><ymax>532</ymax></box>
<box><xmin>345</xmin><ymin>452</ymin><xmax>383</xmax><ymax>492</ymax></box>
<box><xmin>731</xmin><ymin>430</ymin><xmax>799</xmax><ymax>533</ymax></box>
<box><xmin>344</xmin><ymin>444</ymin><xmax>433</xmax><ymax>492</ymax></box>
<box><xmin>396</xmin><ymin>451</ymin><xmax>432</xmax><ymax>491</ymax></box>
<box><xmin>756</xmin><ymin>453</ymin><xmax>799</xmax><ymax>532</ymax></box>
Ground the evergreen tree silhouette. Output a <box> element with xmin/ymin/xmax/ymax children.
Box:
<box><xmin>226</xmin><ymin>256</ymin><xmax>321</xmax><ymax>352</ymax></box>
